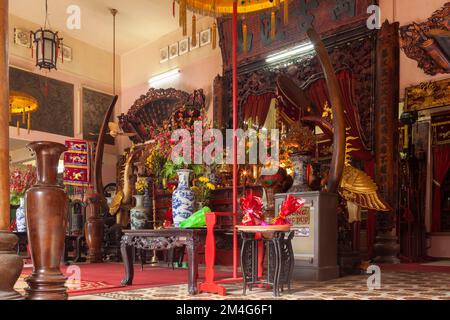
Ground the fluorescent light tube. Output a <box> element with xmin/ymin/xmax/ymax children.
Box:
<box><xmin>265</xmin><ymin>42</ymin><xmax>314</xmax><ymax>63</ymax></box>
<box><xmin>148</xmin><ymin>68</ymin><xmax>180</xmax><ymax>86</ymax></box>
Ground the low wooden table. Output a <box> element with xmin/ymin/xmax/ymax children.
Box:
<box><xmin>120</xmin><ymin>228</ymin><xmax>205</xmax><ymax>295</ymax></box>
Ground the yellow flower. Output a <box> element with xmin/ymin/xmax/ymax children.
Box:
<box><xmin>206</xmin><ymin>183</ymin><xmax>215</xmax><ymax>190</ymax></box>
<box><xmin>199</xmin><ymin>176</ymin><xmax>209</xmax><ymax>183</ymax></box>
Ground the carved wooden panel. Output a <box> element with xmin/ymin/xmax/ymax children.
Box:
<box><xmin>9</xmin><ymin>67</ymin><xmax>74</xmax><ymax>137</ymax></box>
<box><xmin>218</xmin><ymin>0</ymin><xmax>373</xmax><ymax>69</ymax></box>
<box><xmin>400</xmin><ymin>3</ymin><xmax>450</xmax><ymax>76</ymax></box>
<box><xmin>119</xmin><ymin>88</ymin><xmax>206</xmax><ymax>143</ymax></box>
<box><xmin>221</xmin><ymin>24</ymin><xmax>376</xmax><ymax>150</ymax></box>
<box><xmin>82</xmin><ymin>88</ymin><xmax>115</xmax><ymax>145</ymax></box>
<box><xmin>404</xmin><ymin>78</ymin><xmax>450</xmax><ymax>112</ymax></box>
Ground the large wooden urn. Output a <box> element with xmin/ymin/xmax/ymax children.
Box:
<box><xmin>25</xmin><ymin>141</ymin><xmax>68</xmax><ymax>300</ymax></box>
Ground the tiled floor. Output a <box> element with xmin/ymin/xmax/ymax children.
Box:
<box><xmin>71</xmin><ymin>271</ymin><xmax>450</xmax><ymax>300</ymax></box>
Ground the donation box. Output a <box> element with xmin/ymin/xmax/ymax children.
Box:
<box><xmin>275</xmin><ymin>191</ymin><xmax>339</xmax><ymax>281</ymax></box>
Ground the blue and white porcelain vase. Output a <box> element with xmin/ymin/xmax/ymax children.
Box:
<box><xmin>172</xmin><ymin>169</ymin><xmax>195</xmax><ymax>227</ymax></box>
<box><xmin>130</xmin><ymin>195</ymin><xmax>149</xmax><ymax>230</ymax></box>
<box><xmin>15</xmin><ymin>197</ymin><xmax>27</xmax><ymax>232</ymax></box>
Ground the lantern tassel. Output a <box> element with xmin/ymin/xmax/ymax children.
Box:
<box><xmin>212</xmin><ymin>22</ymin><xmax>217</xmax><ymax>49</ymax></box>
<box><xmin>17</xmin><ymin>120</ymin><xmax>20</xmax><ymax>136</ymax></box>
<box><xmin>242</xmin><ymin>21</ymin><xmax>247</xmax><ymax>53</ymax></box>
<box><xmin>28</xmin><ymin>112</ymin><xmax>31</xmax><ymax>134</ymax></box>
<box><xmin>173</xmin><ymin>0</ymin><xmax>175</xmax><ymax>17</ymax></box>
<box><xmin>182</xmin><ymin>0</ymin><xmax>187</xmax><ymax>36</ymax></box>
<box><xmin>271</xmin><ymin>11</ymin><xmax>276</xmax><ymax>40</ymax></box>
<box><xmin>192</xmin><ymin>15</ymin><xmax>197</xmax><ymax>47</ymax></box>
<box><xmin>284</xmin><ymin>0</ymin><xmax>289</xmax><ymax>26</ymax></box>
<box><xmin>22</xmin><ymin>111</ymin><xmax>26</xmax><ymax>124</ymax></box>
<box><xmin>30</xmin><ymin>32</ymin><xmax>33</xmax><ymax>58</ymax></box>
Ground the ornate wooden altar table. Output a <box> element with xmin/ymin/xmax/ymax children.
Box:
<box><xmin>120</xmin><ymin>228</ymin><xmax>205</xmax><ymax>295</ymax></box>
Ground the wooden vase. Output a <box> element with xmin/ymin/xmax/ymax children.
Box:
<box><xmin>85</xmin><ymin>193</ymin><xmax>104</xmax><ymax>263</ymax></box>
<box><xmin>25</xmin><ymin>141</ymin><xmax>68</xmax><ymax>300</ymax></box>
<box><xmin>0</xmin><ymin>232</ymin><xmax>24</xmax><ymax>300</ymax></box>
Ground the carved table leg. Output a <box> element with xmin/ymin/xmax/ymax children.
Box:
<box><xmin>187</xmin><ymin>241</ymin><xmax>198</xmax><ymax>295</ymax></box>
<box><xmin>120</xmin><ymin>240</ymin><xmax>134</xmax><ymax>286</ymax></box>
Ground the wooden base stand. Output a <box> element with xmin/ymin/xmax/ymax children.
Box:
<box><xmin>0</xmin><ymin>231</ymin><xmax>24</xmax><ymax>300</ymax></box>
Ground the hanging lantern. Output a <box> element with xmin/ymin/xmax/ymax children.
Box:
<box><xmin>31</xmin><ymin>0</ymin><xmax>62</xmax><ymax>71</ymax></box>
<box><xmin>9</xmin><ymin>91</ymin><xmax>39</xmax><ymax>135</ymax></box>
<box><xmin>32</xmin><ymin>28</ymin><xmax>62</xmax><ymax>71</ymax></box>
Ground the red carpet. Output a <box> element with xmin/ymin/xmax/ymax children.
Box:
<box><xmin>21</xmin><ymin>263</ymin><xmax>231</xmax><ymax>296</ymax></box>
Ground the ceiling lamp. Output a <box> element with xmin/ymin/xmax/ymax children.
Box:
<box><xmin>174</xmin><ymin>0</ymin><xmax>291</xmax><ymax>52</ymax></box>
<box><xmin>9</xmin><ymin>91</ymin><xmax>39</xmax><ymax>135</ymax></box>
<box><xmin>31</xmin><ymin>0</ymin><xmax>63</xmax><ymax>71</ymax></box>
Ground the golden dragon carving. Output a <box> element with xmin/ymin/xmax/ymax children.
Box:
<box><xmin>109</xmin><ymin>145</ymin><xmax>142</xmax><ymax>226</ymax></box>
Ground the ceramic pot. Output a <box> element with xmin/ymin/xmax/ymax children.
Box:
<box><xmin>130</xmin><ymin>195</ymin><xmax>149</xmax><ymax>230</ymax></box>
<box><xmin>15</xmin><ymin>198</ymin><xmax>26</xmax><ymax>233</ymax></box>
<box><xmin>25</xmin><ymin>141</ymin><xmax>68</xmax><ymax>300</ymax></box>
<box><xmin>172</xmin><ymin>169</ymin><xmax>194</xmax><ymax>227</ymax></box>
<box><xmin>289</xmin><ymin>152</ymin><xmax>311</xmax><ymax>193</ymax></box>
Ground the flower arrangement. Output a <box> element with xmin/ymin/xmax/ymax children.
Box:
<box><xmin>144</xmin><ymin>105</ymin><xmax>210</xmax><ymax>183</ymax></box>
<box><xmin>10</xmin><ymin>165</ymin><xmax>37</xmax><ymax>206</ymax></box>
<box><xmin>191</xmin><ymin>176</ymin><xmax>216</xmax><ymax>207</ymax></box>
<box><xmin>135</xmin><ymin>177</ymin><xmax>148</xmax><ymax>195</ymax></box>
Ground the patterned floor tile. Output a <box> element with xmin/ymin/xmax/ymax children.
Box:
<box><xmin>70</xmin><ymin>271</ymin><xmax>450</xmax><ymax>300</ymax></box>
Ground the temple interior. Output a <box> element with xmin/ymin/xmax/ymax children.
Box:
<box><xmin>1</xmin><ymin>0</ymin><xmax>450</xmax><ymax>301</ymax></box>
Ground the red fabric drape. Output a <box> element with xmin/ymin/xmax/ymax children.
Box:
<box><xmin>304</xmin><ymin>70</ymin><xmax>372</xmax><ymax>161</ymax></box>
<box><xmin>432</xmin><ymin>144</ymin><xmax>450</xmax><ymax>232</ymax></box>
<box><xmin>243</xmin><ymin>93</ymin><xmax>276</xmax><ymax>125</ymax></box>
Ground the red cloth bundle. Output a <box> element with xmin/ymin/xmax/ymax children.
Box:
<box><xmin>272</xmin><ymin>194</ymin><xmax>306</xmax><ymax>225</ymax></box>
<box><xmin>240</xmin><ymin>190</ymin><xmax>266</xmax><ymax>226</ymax></box>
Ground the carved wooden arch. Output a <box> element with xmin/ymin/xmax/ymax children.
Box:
<box><xmin>119</xmin><ymin>88</ymin><xmax>206</xmax><ymax>143</ymax></box>
<box><xmin>223</xmin><ymin>25</ymin><xmax>376</xmax><ymax>151</ymax></box>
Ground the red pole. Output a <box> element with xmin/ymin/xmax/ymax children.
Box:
<box><xmin>232</xmin><ymin>0</ymin><xmax>238</xmax><ymax>279</ymax></box>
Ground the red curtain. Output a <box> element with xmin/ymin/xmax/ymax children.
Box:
<box><xmin>432</xmin><ymin>144</ymin><xmax>450</xmax><ymax>232</ymax></box>
<box><xmin>304</xmin><ymin>70</ymin><xmax>372</xmax><ymax>161</ymax></box>
<box><xmin>243</xmin><ymin>93</ymin><xmax>276</xmax><ymax>126</ymax></box>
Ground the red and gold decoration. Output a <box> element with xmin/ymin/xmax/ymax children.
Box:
<box><xmin>9</xmin><ymin>91</ymin><xmax>39</xmax><ymax>135</ymax></box>
<box><xmin>174</xmin><ymin>0</ymin><xmax>290</xmax><ymax>51</ymax></box>
<box><xmin>272</xmin><ymin>194</ymin><xmax>305</xmax><ymax>225</ymax></box>
<box><xmin>240</xmin><ymin>190</ymin><xmax>265</xmax><ymax>226</ymax></box>
<box><xmin>404</xmin><ymin>79</ymin><xmax>450</xmax><ymax>112</ymax></box>
<box><xmin>63</xmin><ymin>140</ymin><xmax>91</xmax><ymax>187</ymax></box>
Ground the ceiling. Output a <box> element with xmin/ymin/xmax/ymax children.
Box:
<box><xmin>10</xmin><ymin>0</ymin><xmax>183</xmax><ymax>55</ymax></box>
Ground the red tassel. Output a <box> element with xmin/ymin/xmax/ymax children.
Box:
<box><xmin>30</xmin><ymin>32</ymin><xmax>33</xmax><ymax>58</ymax></box>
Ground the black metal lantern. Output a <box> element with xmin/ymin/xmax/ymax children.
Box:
<box><xmin>31</xmin><ymin>0</ymin><xmax>62</xmax><ymax>71</ymax></box>
<box><xmin>32</xmin><ymin>28</ymin><xmax>61</xmax><ymax>70</ymax></box>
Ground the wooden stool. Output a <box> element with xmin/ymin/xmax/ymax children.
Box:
<box><xmin>240</xmin><ymin>230</ymin><xmax>295</xmax><ymax>297</ymax></box>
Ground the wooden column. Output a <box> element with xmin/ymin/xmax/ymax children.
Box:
<box><xmin>0</xmin><ymin>0</ymin><xmax>24</xmax><ymax>300</ymax></box>
<box><xmin>0</xmin><ymin>0</ymin><xmax>9</xmax><ymax>231</ymax></box>
<box><xmin>373</xmin><ymin>21</ymin><xmax>400</xmax><ymax>263</ymax></box>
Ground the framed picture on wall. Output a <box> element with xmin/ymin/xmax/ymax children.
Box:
<box><xmin>200</xmin><ymin>29</ymin><xmax>211</xmax><ymax>47</ymax></box>
<box><xmin>169</xmin><ymin>42</ymin><xmax>179</xmax><ymax>59</ymax></box>
<box><xmin>14</xmin><ymin>28</ymin><xmax>31</xmax><ymax>48</ymax></box>
<box><xmin>159</xmin><ymin>47</ymin><xmax>169</xmax><ymax>63</ymax></box>
<box><xmin>179</xmin><ymin>39</ymin><xmax>189</xmax><ymax>56</ymax></box>
<box><xmin>190</xmin><ymin>33</ymin><xmax>200</xmax><ymax>50</ymax></box>
<box><xmin>58</xmin><ymin>45</ymin><xmax>73</xmax><ymax>62</ymax></box>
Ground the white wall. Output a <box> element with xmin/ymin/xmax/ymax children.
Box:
<box><xmin>8</xmin><ymin>14</ymin><xmax>120</xmax><ymax>184</ymax></box>
<box><xmin>119</xmin><ymin>16</ymin><xmax>223</xmax><ymax>151</ymax></box>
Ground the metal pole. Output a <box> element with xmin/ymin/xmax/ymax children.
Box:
<box><xmin>232</xmin><ymin>0</ymin><xmax>238</xmax><ymax>279</ymax></box>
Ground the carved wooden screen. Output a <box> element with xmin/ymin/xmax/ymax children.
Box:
<box><xmin>119</xmin><ymin>88</ymin><xmax>206</xmax><ymax>143</ymax></box>
<box><xmin>217</xmin><ymin>23</ymin><xmax>376</xmax><ymax>155</ymax></box>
